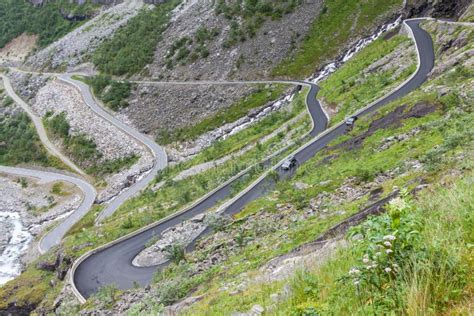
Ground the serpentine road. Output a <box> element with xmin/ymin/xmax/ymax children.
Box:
<box><xmin>1</xmin><ymin>75</ymin><xmax>86</xmax><ymax>176</ymax></box>
<box><xmin>58</xmin><ymin>74</ymin><xmax>169</xmax><ymax>222</ymax></box>
<box><xmin>71</xmin><ymin>19</ymin><xmax>434</xmax><ymax>301</ymax></box>
<box><xmin>0</xmin><ymin>166</ymin><xmax>96</xmax><ymax>253</ymax></box>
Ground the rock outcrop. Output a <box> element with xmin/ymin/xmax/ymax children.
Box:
<box><xmin>405</xmin><ymin>0</ymin><xmax>472</xmax><ymax>19</ymax></box>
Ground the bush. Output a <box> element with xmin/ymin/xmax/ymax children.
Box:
<box><xmin>205</xmin><ymin>213</ymin><xmax>231</xmax><ymax>232</ymax></box>
<box><xmin>164</xmin><ymin>243</ymin><xmax>186</xmax><ymax>264</ymax></box>
<box><xmin>121</xmin><ymin>216</ymin><xmax>134</xmax><ymax>229</ymax></box>
<box><xmin>91</xmin><ymin>285</ymin><xmax>120</xmax><ymax>309</ymax></box>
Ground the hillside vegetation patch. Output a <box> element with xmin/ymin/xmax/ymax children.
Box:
<box><xmin>82</xmin><ymin>75</ymin><xmax>132</xmax><ymax>111</ymax></box>
<box><xmin>0</xmin><ymin>0</ymin><xmax>97</xmax><ymax>49</ymax></box>
<box><xmin>92</xmin><ymin>0</ymin><xmax>182</xmax><ymax>76</ymax></box>
<box><xmin>273</xmin><ymin>0</ymin><xmax>403</xmax><ymax>77</ymax></box>
<box><xmin>215</xmin><ymin>0</ymin><xmax>304</xmax><ymax>48</ymax></box>
<box><xmin>43</xmin><ymin>111</ymin><xmax>137</xmax><ymax>176</ymax></box>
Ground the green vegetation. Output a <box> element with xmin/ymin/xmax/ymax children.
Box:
<box><xmin>83</xmin><ymin>75</ymin><xmax>132</xmax><ymax>111</ymax></box>
<box><xmin>165</xmin><ymin>243</ymin><xmax>186</xmax><ymax>264</ymax></box>
<box><xmin>43</xmin><ymin>111</ymin><xmax>137</xmax><ymax>176</ymax></box>
<box><xmin>44</xmin><ymin>111</ymin><xmax>102</xmax><ymax>165</ymax></box>
<box><xmin>247</xmin><ymin>176</ymin><xmax>473</xmax><ymax>315</ymax></box>
<box><xmin>215</xmin><ymin>0</ymin><xmax>303</xmax><ymax>48</ymax></box>
<box><xmin>2</xmin><ymin>21</ymin><xmax>471</xmax><ymax>315</ymax></box>
<box><xmin>0</xmin><ymin>112</ymin><xmax>50</xmax><ymax>165</ymax></box>
<box><xmin>51</xmin><ymin>182</ymin><xmax>64</xmax><ymax>195</ymax></box>
<box><xmin>0</xmin><ymin>265</ymin><xmax>54</xmax><ymax>312</ymax></box>
<box><xmin>156</xmin><ymin>84</ymin><xmax>287</xmax><ymax>144</ymax></box>
<box><xmin>272</xmin><ymin>0</ymin><xmax>403</xmax><ymax>77</ymax></box>
<box><xmin>165</xmin><ymin>26</ymin><xmax>219</xmax><ymax>67</ymax></box>
<box><xmin>0</xmin><ymin>0</ymin><xmax>97</xmax><ymax>48</ymax></box>
<box><xmin>183</xmin><ymin>31</ymin><xmax>474</xmax><ymax>313</ymax></box>
<box><xmin>86</xmin><ymin>154</ymin><xmax>139</xmax><ymax>177</ymax></box>
<box><xmin>2</xmin><ymin>95</ymin><xmax>13</xmax><ymax>107</ymax></box>
<box><xmin>318</xmin><ymin>35</ymin><xmax>417</xmax><ymax>124</ymax></box>
<box><xmin>92</xmin><ymin>0</ymin><xmax>182</xmax><ymax>76</ymax></box>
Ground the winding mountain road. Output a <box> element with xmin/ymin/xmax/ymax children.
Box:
<box><xmin>1</xmin><ymin>74</ymin><xmax>86</xmax><ymax>176</ymax></box>
<box><xmin>70</xmin><ymin>19</ymin><xmax>434</xmax><ymax>302</ymax></box>
<box><xmin>58</xmin><ymin>74</ymin><xmax>169</xmax><ymax>222</ymax></box>
<box><xmin>0</xmin><ymin>166</ymin><xmax>96</xmax><ymax>253</ymax></box>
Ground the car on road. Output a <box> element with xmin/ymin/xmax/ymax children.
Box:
<box><xmin>345</xmin><ymin>116</ymin><xmax>358</xmax><ymax>127</ymax></box>
<box><xmin>281</xmin><ymin>156</ymin><xmax>297</xmax><ymax>170</ymax></box>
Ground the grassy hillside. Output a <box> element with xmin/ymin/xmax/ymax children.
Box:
<box><xmin>43</xmin><ymin>111</ymin><xmax>138</xmax><ymax>177</ymax></box>
<box><xmin>0</xmin><ymin>85</ymin><xmax>54</xmax><ymax>166</ymax></box>
<box><xmin>0</xmin><ymin>112</ymin><xmax>49</xmax><ymax>165</ymax></box>
<box><xmin>1</xmin><ymin>19</ymin><xmax>472</xmax><ymax>315</ymax></box>
<box><xmin>272</xmin><ymin>0</ymin><xmax>403</xmax><ymax>78</ymax></box>
<box><xmin>0</xmin><ymin>0</ymin><xmax>97</xmax><ymax>49</ymax></box>
<box><xmin>92</xmin><ymin>0</ymin><xmax>182</xmax><ymax>76</ymax></box>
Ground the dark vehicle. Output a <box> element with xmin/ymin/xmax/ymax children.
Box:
<box><xmin>281</xmin><ymin>155</ymin><xmax>297</xmax><ymax>170</ymax></box>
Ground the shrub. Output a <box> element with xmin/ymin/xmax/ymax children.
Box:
<box><xmin>205</xmin><ymin>213</ymin><xmax>231</xmax><ymax>232</ymax></box>
<box><xmin>121</xmin><ymin>216</ymin><xmax>134</xmax><ymax>229</ymax></box>
<box><xmin>91</xmin><ymin>285</ymin><xmax>120</xmax><ymax>309</ymax></box>
<box><xmin>164</xmin><ymin>243</ymin><xmax>186</xmax><ymax>264</ymax></box>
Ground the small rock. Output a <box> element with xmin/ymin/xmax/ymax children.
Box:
<box><xmin>251</xmin><ymin>304</ymin><xmax>265</xmax><ymax>315</ymax></box>
<box><xmin>191</xmin><ymin>213</ymin><xmax>206</xmax><ymax>223</ymax></box>
<box><xmin>293</xmin><ymin>182</ymin><xmax>310</xmax><ymax>190</ymax></box>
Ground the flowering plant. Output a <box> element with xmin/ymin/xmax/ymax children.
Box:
<box><xmin>343</xmin><ymin>189</ymin><xmax>422</xmax><ymax>312</ymax></box>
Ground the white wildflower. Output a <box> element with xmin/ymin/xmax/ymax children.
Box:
<box><xmin>383</xmin><ymin>241</ymin><xmax>392</xmax><ymax>247</ymax></box>
<box><xmin>386</xmin><ymin>249</ymin><xmax>393</xmax><ymax>254</ymax></box>
<box><xmin>362</xmin><ymin>257</ymin><xmax>370</xmax><ymax>264</ymax></box>
<box><xmin>367</xmin><ymin>264</ymin><xmax>377</xmax><ymax>270</ymax></box>
<box><xmin>375</xmin><ymin>252</ymin><xmax>382</xmax><ymax>257</ymax></box>
<box><xmin>353</xmin><ymin>280</ymin><xmax>360</xmax><ymax>286</ymax></box>
<box><xmin>383</xmin><ymin>235</ymin><xmax>396</xmax><ymax>241</ymax></box>
<box><xmin>384</xmin><ymin>267</ymin><xmax>392</xmax><ymax>273</ymax></box>
<box><xmin>389</xmin><ymin>197</ymin><xmax>409</xmax><ymax>211</ymax></box>
<box><xmin>349</xmin><ymin>268</ymin><xmax>360</xmax><ymax>275</ymax></box>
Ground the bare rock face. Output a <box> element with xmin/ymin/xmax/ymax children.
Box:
<box><xmin>405</xmin><ymin>0</ymin><xmax>472</xmax><ymax>18</ymax></box>
<box><xmin>148</xmin><ymin>0</ymin><xmax>325</xmax><ymax>81</ymax></box>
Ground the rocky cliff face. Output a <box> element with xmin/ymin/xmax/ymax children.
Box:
<box><xmin>406</xmin><ymin>0</ymin><xmax>472</xmax><ymax>18</ymax></box>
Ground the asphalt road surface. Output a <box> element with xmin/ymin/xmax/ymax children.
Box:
<box><xmin>1</xmin><ymin>75</ymin><xmax>86</xmax><ymax>176</ymax></box>
<box><xmin>0</xmin><ymin>166</ymin><xmax>96</xmax><ymax>253</ymax></box>
<box><xmin>73</xmin><ymin>19</ymin><xmax>434</xmax><ymax>299</ymax></box>
<box><xmin>58</xmin><ymin>75</ymin><xmax>169</xmax><ymax>222</ymax></box>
